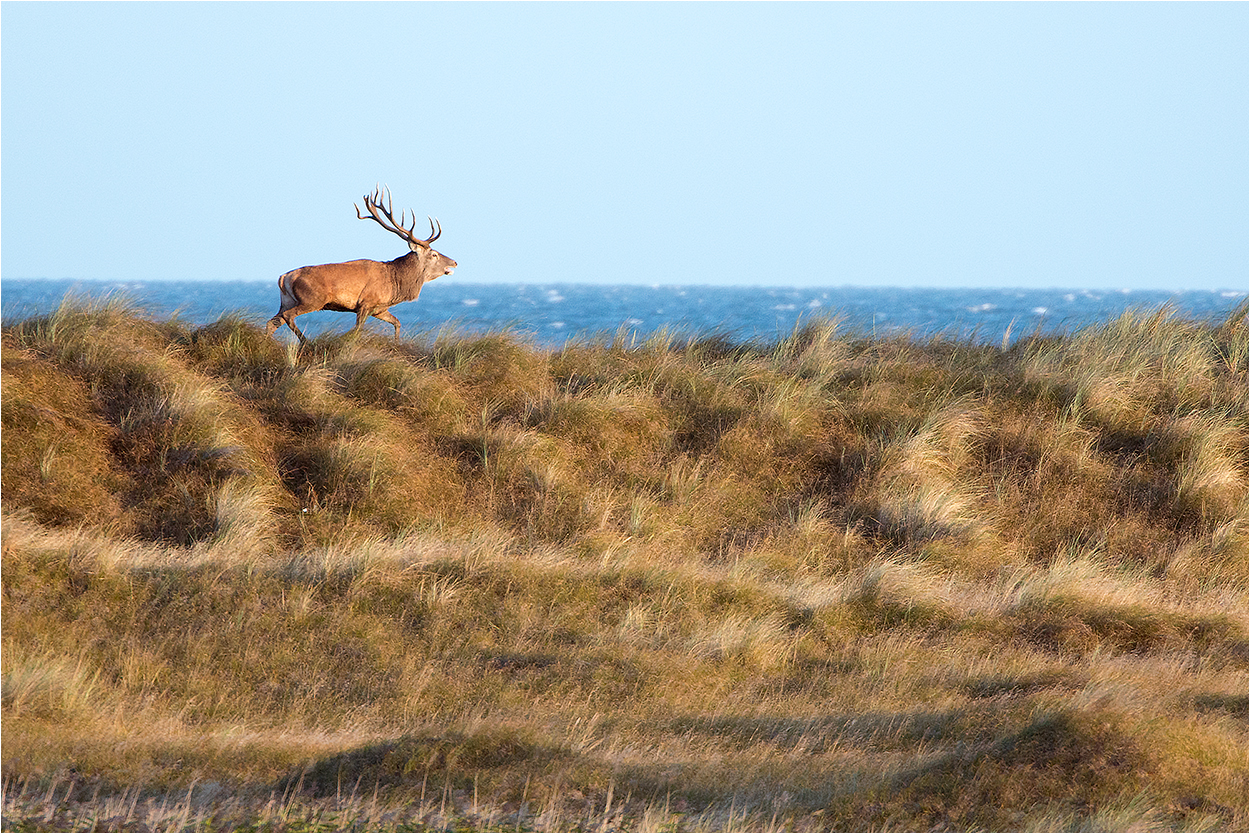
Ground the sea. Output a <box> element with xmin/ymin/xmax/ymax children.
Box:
<box><xmin>2</xmin><ymin>279</ymin><xmax>1245</xmax><ymax>348</ymax></box>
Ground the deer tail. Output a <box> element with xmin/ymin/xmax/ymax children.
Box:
<box><xmin>277</xmin><ymin>270</ymin><xmax>299</xmax><ymax>308</ymax></box>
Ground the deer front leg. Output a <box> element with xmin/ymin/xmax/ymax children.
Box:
<box><xmin>373</xmin><ymin>309</ymin><xmax>402</xmax><ymax>340</ymax></box>
<box><xmin>284</xmin><ymin>313</ymin><xmax>309</xmax><ymax>343</ymax></box>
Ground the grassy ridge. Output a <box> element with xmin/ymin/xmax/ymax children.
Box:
<box><xmin>2</xmin><ymin>299</ymin><xmax>1247</xmax><ymax>831</ymax></box>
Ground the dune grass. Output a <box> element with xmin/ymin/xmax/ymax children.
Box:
<box><xmin>2</xmin><ymin>298</ymin><xmax>1246</xmax><ymax>831</ymax></box>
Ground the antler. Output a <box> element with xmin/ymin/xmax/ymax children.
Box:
<box><xmin>355</xmin><ymin>185</ymin><xmax>441</xmax><ymax>247</ymax></box>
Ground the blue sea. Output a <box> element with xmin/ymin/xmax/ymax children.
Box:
<box><xmin>2</xmin><ymin>279</ymin><xmax>1244</xmax><ymax>347</ymax></box>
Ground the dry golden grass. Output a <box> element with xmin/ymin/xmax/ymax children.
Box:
<box><xmin>2</xmin><ymin>299</ymin><xmax>1246</xmax><ymax>831</ymax></box>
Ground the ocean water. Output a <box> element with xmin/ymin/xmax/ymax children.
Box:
<box><xmin>2</xmin><ymin>278</ymin><xmax>1244</xmax><ymax>348</ymax></box>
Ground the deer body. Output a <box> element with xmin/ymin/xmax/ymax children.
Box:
<box><xmin>267</xmin><ymin>188</ymin><xmax>456</xmax><ymax>342</ymax></box>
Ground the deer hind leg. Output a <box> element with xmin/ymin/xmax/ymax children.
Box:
<box><xmin>269</xmin><ymin>304</ymin><xmax>317</xmax><ymax>343</ymax></box>
<box><xmin>373</xmin><ymin>310</ymin><xmax>402</xmax><ymax>340</ymax></box>
<box><xmin>266</xmin><ymin>307</ymin><xmax>298</xmax><ymax>337</ymax></box>
<box><xmin>269</xmin><ymin>274</ymin><xmax>311</xmax><ymax>342</ymax></box>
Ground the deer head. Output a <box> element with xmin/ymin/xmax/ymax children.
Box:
<box><xmin>355</xmin><ymin>186</ymin><xmax>456</xmax><ymax>276</ymax></box>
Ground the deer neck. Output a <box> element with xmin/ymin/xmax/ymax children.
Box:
<box><xmin>388</xmin><ymin>251</ymin><xmax>432</xmax><ymax>303</ymax></box>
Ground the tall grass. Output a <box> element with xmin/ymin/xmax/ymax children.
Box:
<box><xmin>2</xmin><ymin>298</ymin><xmax>1246</xmax><ymax>831</ymax></box>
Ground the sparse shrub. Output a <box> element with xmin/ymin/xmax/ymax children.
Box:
<box><xmin>1171</xmin><ymin>408</ymin><xmax>1249</xmax><ymax>524</ymax></box>
<box><xmin>867</xmin><ymin>403</ymin><xmax>987</xmax><ymax>545</ymax></box>
<box><xmin>0</xmin><ymin>342</ymin><xmax>130</xmax><ymax>529</ymax></box>
<box><xmin>841</xmin><ymin>557</ymin><xmax>958</xmax><ymax>631</ymax></box>
<box><xmin>432</xmin><ymin>331</ymin><xmax>552</xmax><ymax>418</ymax></box>
<box><xmin>335</xmin><ymin>354</ymin><xmax>472</xmax><ymax>437</ymax></box>
<box><xmin>525</xmin><ymin>387</ymin><xmax>670</xmax><ymax>481</ymax></box>
<box><xmin>883</xmin><ymin>707</ymin><xmax>1157</xmax><ymax>831</ymax></box>
<box><xmin>182</xmin><ymin>313</ymin><xmax>288</xmax><ymax>384</ymax></box>
<box><xmin>294</xmin><ymin>726</ymin><xmax>556</xmax><ymax>797</ymax></box>
<box><xmin>1</xmin><ymin>652</ymin><xmax>99</xmax><ymax>720</ymax></box>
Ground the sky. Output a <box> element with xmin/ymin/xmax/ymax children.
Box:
<box><xmin>2</xmin><ymin>2</ymin><xmax>1246</xmax><ymax>290</ymax></box>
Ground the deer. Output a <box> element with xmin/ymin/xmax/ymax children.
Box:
<box><xmin>266</xmin><ymin>187</ymin><xmax>456</xmax><ymax>342</ymax></box>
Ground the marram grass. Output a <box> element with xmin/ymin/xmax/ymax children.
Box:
<box><xmin>2</xmin><ymin>298</ymin><xmax>1246</xmax><ymax>831</ymax></box>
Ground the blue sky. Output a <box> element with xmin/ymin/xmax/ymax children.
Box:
<box><xmin>2</xmin><ymin>2</ymin><xmax>1246</xmax><ymax>289</ymax></box>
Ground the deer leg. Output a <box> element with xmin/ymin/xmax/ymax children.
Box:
<box><xmin>287</xmin><ymin>317</ymin><xmax>308</xmax><ymax>343</ymax></box>
<box><xmin>272</xmin><ymin>305</ymin><xmax>317</xmax><ymax>344</ymax></box>
<box><xmin>267</xmin><ymin>310</ymin><xmax>304</xmax><ymax>342</ymax></box>
<box><xmin>373</xmin><ymin>310</ymin><xmax>402</xmax><ymax>340</ymax></box>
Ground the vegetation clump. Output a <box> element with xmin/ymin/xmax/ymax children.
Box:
<box><xmin>2</xmin><ymin>298</ymin><xmax>1246</xmax><ymax>831</ymax></box>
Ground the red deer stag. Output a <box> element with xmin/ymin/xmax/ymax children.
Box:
<box><xmin>266</xmin><ymin>187</ymin><xmax>456</xmax><ymax>342</ymax></box>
